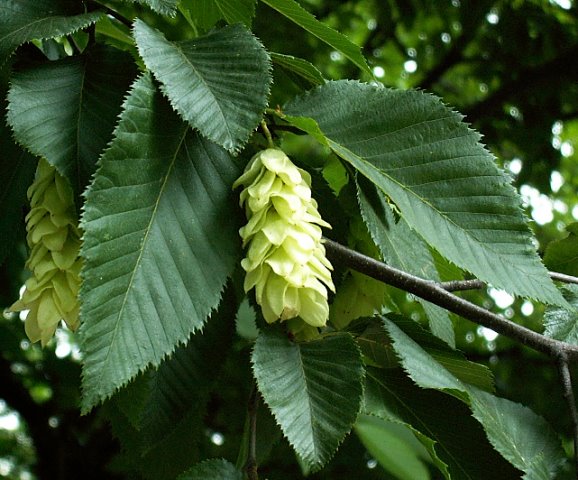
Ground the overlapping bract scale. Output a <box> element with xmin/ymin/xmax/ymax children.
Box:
<box><xmin>10</xmin><ymin>159</ymin><xmax>81</xmax><ymax>345</ymax></box>
<box><xmin>234</xmin><ymin>149</ymin><xmax>334</xmax><ymax>327</ymax></box>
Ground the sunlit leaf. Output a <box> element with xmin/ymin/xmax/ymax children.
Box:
<box><xmin>80</xmin><ymin>73</ymin><xmax>241</xmax><ymax>411</ymax></box>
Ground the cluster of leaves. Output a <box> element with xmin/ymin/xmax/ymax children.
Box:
<box><xmin>2</xmin><ymin>0</ymin><xmax>578</xmax><ymax>479</ymax></box>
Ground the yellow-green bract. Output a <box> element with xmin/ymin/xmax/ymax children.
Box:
<box><xmin>10</xmin><ymin>159</ymin><xmax>82</xmax><ymax>346</ymax></box>
<box><xmin>234</xmin><ymin>148</ymin><xmax>335</xmax><ymax>327</ymax></box>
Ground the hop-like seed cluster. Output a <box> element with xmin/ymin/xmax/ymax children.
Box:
<box><xmin>234</xmin><ymin>149</ymin><xmax>335</xmax><ymax>327</ymax></box>
<box><xmin>10</xmin><ymin>159</ymin><xmax>82</xmax><ymax>346</ymax></box>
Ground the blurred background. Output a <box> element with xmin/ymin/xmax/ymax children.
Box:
<box><xmin>1</xmin><ymin>0</ymin><xmax>578</xmax><ymax>478</ymax></box>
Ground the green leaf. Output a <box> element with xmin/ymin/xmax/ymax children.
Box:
<box><xmin>0</xmin><ymin>122</ymin><xmax>36</xmax><ymax>264</ymax></box>
<box><xmin>469</xmin><ymin>390</ymin><xmax>565</xmax><ymax>480</ymax></box>
<box><xmin>544</xmin><ymin>285</ymin><xmax>578</xmax><ymax>345</ymax></box>
<box><xmin>125</xmin><ymin>0</ymin><xmax>179</xmax><ymax>16</ymax></box>
<box><xmin>7</xmin><ymin>45</ymin><xmax>137</xmax><ymax>196</ymax></box>
<box><xmin>180</xmin><ymin>0</ymin><xmax>256</xmax><ymax>30</ymax></box>
<box><xmin>259</xmin><ymin>0</ymin><xmax>370</xmax><ymax>75</ymax></box>
<box><xmin>385</xmin><ymin>315</ymin><xmax>494</xmax><ymax>393</ymax></box>
<box><xmin>271</xmin><ymin>52</ymin><xmax>325</xmax><ymax>88</ymax></box>
<box><xmin>544</xmin><ymin>223</ymin><xmax>578</xmax><ymax>276</ymax></box>
<box><xmin>357</xmin><ymin>175</ymin><xmax>455</xmax><ymax>347</ymax></box>
<box><xmin>178</xmin><ymin>459</ymin><xmax>242</xmax><ymax>480</ymax></box>
<box><xmin>284</xmin><ymin>81</ymin><xmax>566</xmax><ymax>307</ymax></box>
<box><xmin>364</xmin><ymin>368</ymin><xmax>521</xmax><ymax>479</ymax></box>
<box><xmin>133</xmin><ymin>21</ymin><xmax>271</xmax><ymax>153</ymax></box>
<box><xmin>79</xmin><ymin>73</ymin><xmax>242</xmax><ymax>412</ymax></box>
<box><xmin>383</xmin><ymin>315</ymin><xmax>566</xmax><ymax>478</ymax></box>
<box><xmin>252</xmin><ymin>328</ymin><xmax>364</xmax><ymax>470</ymax></box>
<box><xmin>355</xmin><ymin>414</ymin><xmax>431</xmax><ymax>480</ymax></box>
<box><xmin>0</xmin><ymin>0</ymin><xmax>103</xmax><ymax>64</ymax></box>
<box><xmin>140</xmin><ymin>286</ymin><xmax>238</xmax><ymax>450</ymax></box>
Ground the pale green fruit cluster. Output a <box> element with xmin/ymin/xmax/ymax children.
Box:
<box><xmin>234</xmin><ymin>148</ymin><xmax>335</xmax><ymax>327</ymax></box>
<box><xmin>10</xmin><ymin>159</ymin><xmax>82</xmax><ymax>346</ymax></box>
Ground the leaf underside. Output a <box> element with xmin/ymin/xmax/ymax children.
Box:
<box><xmin>252</xmin><ymin>328</ymin><xmax>364</xmax><ymax>470</ymax></box>
<box><xmin>133</xmin><ymin>20</ymin><xmax>271</xmax><ymax>153</ymax></box>
<box><xmin>285</xmin><ymin>81</ymin><xmax>565</xmax><ymax>307</ymax></box>
<box><xmin>79</xmin><ymin>73</ymin><xmax>241</xmax><ymax>412</ymax></box>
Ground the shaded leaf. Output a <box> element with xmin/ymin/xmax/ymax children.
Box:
<box><xmin>134</xmin><ymin>21</ymin><xmax>271</xmax><ymax>152</ymax></box>
<box><xmin>180</xmin><ymin>0</ymin><xmax>256</xmax><ymax>30</ymax></box>
<box><xmin>544</xmin><ymin>222</ymin><xmax>578</xmax><ymax>276</ymax></box>
<box><xmin>357</xmin><ymin>175</ymin><xmax>454</xmax><ymax>346</ymax></box>
<box><xmin>80</xmin><ymin>73</ymin><xmax>241</xmax><ymax>411</ymax></box>
<box><xmin>260</xmin><ymin>0</ymin><xmax>370</xmax><ymax>75</ymax></box>
<box><xmin>284</xmin><ymin>81</ymin><xmax>566</xmax><ymax>307</ymax></box>
<box><xmin>271</xmin><ymin>52</ymin><xmax>325</xmax><ymax>89</ymax></box>
<box><xmin>364</xmin><ymin>368</ymin><xmax>520</xmax><ymax>479</ymax></box>
<box><xmin>140</xmin><ymin>285</ymin><xmax>238</xmax><ymax>450</ymax></box>
<box><xmin>0</xmin><ymin>122</ymin><xmax>36</xmax><ymax>264</ymax></box>
<box><xmin>383</xmin><ymin>315</ymin><xmax>566</xmax><ymax>478</ymax></box>
<box><xmin>544</xmin><ymin>284</ymin><xmax>578</xmax><ymax>345</ymax></box>
<box><xmin>0</xmin><ymin>0</ymin><xmax>103</xmax><ymax>64</ymax></box>
<box><xmin>7</xmin><ymin>45</ymin><xmax>137</xmax><ymax>196</ymax></box>
<box><xmin>125</xmin><ymin>0</ymin><xmax>180</xmax><ymax>16</ymax></box>
<box><xmin>178</xmin><ymin>459</ymin><xmax>242</xmax><ymax>480</ymax></box>
<box><xmin>386</xmin><ymin>315</ymin><xmax>493</xmax><ymax>392</ymax></box>
<box><xmin>355</xmin><ymin>414</ymin><xmax>431</xmax><ymax>480</ymax></box>
<box><xmin>252</xmin><ymin>328</ymin><xmax>364</xmax><ymax>470</ymax></box>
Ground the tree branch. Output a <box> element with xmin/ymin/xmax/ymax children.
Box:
<box><xmin>556</xmin><ymin>352</ymin><xmax>578</xmax><ymax>473</ymax></box>
<box><xmin>245</xmin><ymin>385</ymin><xmax>259</xmax><ymax>480</ymax></box>
<box><xmin>323</xmin><ymin>238</ymin><xmax>578</xmax><ymax>361</ymax></box>
<box><xmin>440</xmin><ymin>271</ymin><xmax>578</xmax><ymax>292</ymax></box>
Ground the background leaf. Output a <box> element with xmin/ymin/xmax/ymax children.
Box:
<box><xmin>544</xmin><ymin>284</ymin><xmax>578</xmax><ymax>345</ymax></box>
<box><xmin>252</xmin><ymin>328</ymin><xmax>364</xmax><ymax>470</ymax></box>
<box><xmin>7</xmin><ymin>45</ymin><xmax>137</xmax><ymax>196</ymax></box>
<box><xmin>134</xmin><ymin>21</ymin><xmax>271</xmax><ymax>152</ymax></box>
<box><xmin>271</xmin><ymin>52</ymin><xmax>325</xmax><ymax>89</ymax></box>
<box><xmin>383</xmin><ymin>315</ymin><xmax>566</xmax><ymax>478</ymax></box>
<box><xmin>125</xmin><ymin>0</ymin><xmax>180</xmax><ymax>16</ymax></box>
<box><xmin>80</xmin><ymin>73</ymin><xmax>242</xmax><ymax>411</ymax></box>
<box><xmin>357</xmin><ymin>175</ymin><xmax>455</xmax><ymax>346</ymax></box>
<box><xmin>284</xmin><ymin>81</ymin><xmax>566</xmax><ymax>307</ymax></box>
<box><xmin>364</xmin><ymin>368</ymin><xmax>521</xmax><ymax>479</ymax></box>
<box><xmin>0</xmin><ymin>0</ymin><xmax>103</xmax><ymax>64</ymax></box>
<box><xmin>186</xmin><ymin>0</ymin><xmax>256</xmax><ymax>27</ymax></box>
<box><xmin>177</xmin><ymin>459</ymin><xmax>242</xmax><ymax>480</ymax></box>
<box><xmin>0</xmin><ymin>122</ymin><xmax>36</xmax><ymax>265</ymax></box>
<box><xmin>259</xmin><ymin>0</ymin><xmax>370</xmax><ymax>75</ymax></box>
<box><xmin>544</xmin><ymin>223</ymin><xmax>578</xmax><ymax>276</ymax></box>
<box><xmin>354</xmin><ymin>414</ymin><xmax>431</xmax><ymax>480</ymax></box>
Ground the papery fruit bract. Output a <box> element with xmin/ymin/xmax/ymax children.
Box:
<box><xmin>10</xmin><ymin>159</ymin><xmax>82</xmax><ymax>346</ymax></box>
<box><xmin>234</xmin><ymin>149</ymin><xmax>335</xmax><ymax>328</ymax></box>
